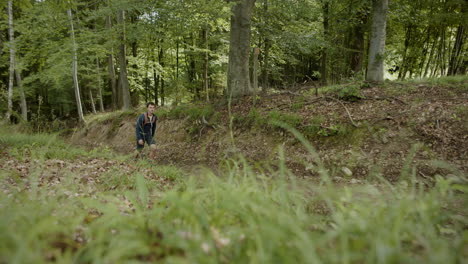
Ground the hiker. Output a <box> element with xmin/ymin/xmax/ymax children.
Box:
<box><xmin>136</xmin><ymin>102</ymin><xmax>158</xmax><ymax>159</ymax></box>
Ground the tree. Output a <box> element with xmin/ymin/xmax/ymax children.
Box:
<box><xmin>117</xmin><ymin>9</ymin><xmax>131</xmax><ymax>110</ymax></box>
<box><xmin>366</xmin><ymin>0</ymin><xmax>388</xmax><ymax>82</ymax></box>
<box><xmin>227</xmin><ymin>0</ymin><xmax>256</xmax><ymax>97</ymax></box>
<box><xmin>106</xmin><ymin>10</ymin><xmax>118</xmax><ymax>110</ymax></box>
<box><xmin>5</xmin><ymin>1</ymin><xmax>14</xmax><ymax>122</ymax></box>
<box><xmin>68</xmin><ymin>7</ymin><xmax>85</xmax><ymax>123</ymax></box>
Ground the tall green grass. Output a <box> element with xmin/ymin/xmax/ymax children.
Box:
<box><xmin>0</xmin><ymin>127</ymin><xmax>466</xmax><ymax>263</ymax></box>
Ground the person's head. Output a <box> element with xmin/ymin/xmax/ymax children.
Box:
<box><xmin>146</xmin><ymin>102</ymin><xmax>156</xmax><ymax>114</ymax></box>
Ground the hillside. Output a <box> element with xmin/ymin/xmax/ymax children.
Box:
<box><xmin>71</xmin><ymin>77</ymin><xmax>468</xmax><ymax>182</ymax></box>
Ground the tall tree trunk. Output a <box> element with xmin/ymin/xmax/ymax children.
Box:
<box><xmin>68</xmin><ymin>8</ymin><xmax>85</xmax><ymax>124</ymax></box>
<box><xmin>15</xmin><ymin>70</ymin><xmax>27</xmax><ymax>121</ymax></box>
<box><xmin>398</xmin><ymin>26</ymin><xmax>411</xmax><ymax>79</ymax></box>
<box><xmin>153</xmin><ymin>65</ymin><xmax>159</xmax><ymax>105</ymax></box>
<box><xmin>320</xmin><ymin>0</ymin><xmax>329</xmax><ymax>85</ymax></box>
<box><xmin>159</xmin><ymin>45</ymin><xmax>165</xmax><ymax>106</ymax></box>
<box><xmin>227</xmin><ymin>0</ymin><xmax>256</xmax><ymax>97</ymax></box>
<box><xmin>348</xmin><ymin>9</ymin><xmax>367</xmax><ymax>75</ymax></box>
<box><xmin>106</xmin><ymin>14</ymin><xmax>117</xmax><ymax>110</ymax></box>
<box><xmin>440</xmin><ymin>28</ymin><xmax>447</xmax><ymax>76</ymax></box>
<box><xmin>448</xmin><ymin>24</ymin><xmax>465</xmax><ymax>75</ymax></box>
<box><xmin>261</xmin><ymin>0</ymin><xmax>270</xmax><ymax>89</ymax></box>
<box><xmin>366</xmin><ymin>0</ymin><xmax>388</xmax><ymax>83</ymax></box>
<box><xmin>252</xmin><ymin>47</ymin><xmax>259</xmax><ymax>92</ymax></box>
<box><xmin>117</xmin><ymin>10</ymin><xmax>131</xmax><ymax>110</ymax></box>
<box><xmin>202</xmin><ymin>28</ymin><xmax>209</xmax><ymax>102</ymax></box>
<box><xmin>89</xmin><ymin>89</ymin><xmax>97</xmax><ymax>114</ymax></box>
<box><xmin>424</xmin><ymin>33</ymin><xmax>438</xmax><ymax>77</ymax></box>
<box><xmin>96</xmin><ymin>59</ymin><xmax>104</xmax><ymax>112</ymax></box>
<box><xmin>6</xmin><ymin>1</ymin><xmax>14</xmax><ymax>122</ymax></box>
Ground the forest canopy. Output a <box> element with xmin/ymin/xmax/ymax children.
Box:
<box><xmin>0</xmin><ymin>0</ymin><xmax>466</xmax><ymax>124</ymax></box>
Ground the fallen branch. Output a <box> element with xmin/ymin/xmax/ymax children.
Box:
<box><xmin>324</xmin><ymin>96</ymin><xmax>359</xmax><ymax>128</ymax></box>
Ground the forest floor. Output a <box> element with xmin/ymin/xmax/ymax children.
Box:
<box><xmin>71</xmin><ymin>77</ymin><xmax>467</xmax><ymax>183</ymax></box>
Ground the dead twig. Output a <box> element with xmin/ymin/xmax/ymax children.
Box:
<box><xmin>324</xmin><ymin>96</ymin><xmax>359</xmax><ymax>128</ymax></box>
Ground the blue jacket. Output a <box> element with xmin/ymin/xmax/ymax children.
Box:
<box><xmin>136</xmin><ymin>113</ymin><xmax>158</xmax><ymax>141</ymax></box>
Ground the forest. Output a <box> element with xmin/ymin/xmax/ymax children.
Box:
<box><xmin>0</xmin><ymin>0</ymin><xmax>466</xmax><ymax>123</ymax></box>
<box><xmin>0</xmin><ymin>0</ymin><xmax>467</xmax><ymax>263</ymax></box>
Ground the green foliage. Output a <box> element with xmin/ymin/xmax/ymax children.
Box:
<box><xmin>267</xmin><ymin>110</ymin><xmax>303</xmax><ymax>130</ymax></box>
<box><xmin>292</xmin><ymin>96</ymin><xmax>306</xmax><ymax>110</ymax></box>
<box><xmin>394</xmin><ymin>75</ymin><xmax>468</xmax><ymax>92</ymax></box>
<box><xmin>314</xmin><ymin>83</ymin><xmax>364</xmax><ymax>102</ymax></box>
<box><xmin>159</xmin><ymin>104</ymin><xmax>215</xmax><ymax>121</ymax></box>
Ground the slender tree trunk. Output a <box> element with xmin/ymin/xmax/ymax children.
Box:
<box><xmin>6</xmin><ymin>1</ymin><xmax>14</xmax><ymax>122</ymax></box>
<box><xmin>253</xmin><ymin>47</ymin><xmax>259</xmax><ymax>92</ymax></box>
<box><xmin>227</xmin><ymin>0</ymin><xmax>256</xmax><ymax>97</ymax></box>
<box><xmin>418</xmin><ymin>29</ymin><xmax>431</xmax><ymax>77</ymax></box>
<box><xmin>366</xmin><ymin>0</ymin><xmax>388</xmax><ymax>83</ymax></box>
<box><xmin>424</xmin><ymin>33</ymin><xmax>438</xmax><ymax>77</ymax></box>
<box><xmin>96</xmin><ymin>59</ymin><xmax>104</xmax><ymax>112</ymax></box>
<box><xmin>349</xmin><ymin>10</ymin><xmax>367</xmax><ymax>75</ymax></box>
<box><xmin>398</xmin><ymin>26</ymin><xmax>411</xmax><ymax>79</ymax></box>
<box><xmin>448</xmin><ymin>24</ymin><xmax>465</xmax><ymax>75</ymax></box>
<box><xmin>158</xmin><ymin>45</ymin><xmax>165</xmax><ymax>106</ymax></box>
<box><xmin>106</xmin><ymin>14</ymin><xmax>117</xmax><ymax>110</ymax></box>
<box><xmin>89</xmin><ymin>89</ymin><xmax>97</xmax><ymax>114</ymax></box>
<box><xmin>440</xmin><ymin>28</ymin><xmax>447</xmax><ymax>76</ymax></box>
<box><xmin>261</xmin><ymin>0</ymin><xmax>270</xmax><ymax>89</ymax></box>
<box><xmin>15</xmin><ymin>70</ymin><xmax>27</xmax><ymax>121</ymax></box>
<box><xmin>320</xmin><ymin>0</ymin><xmax>329</xmax><ymax>85</ymax></box>
<box><xmin>202</xmin><ymin>28</ymin><xmax>209</xmax><ymax>102</ymax></box>
<box><xmin>153</xmin><ymin>65</ymin><xmax>159</xmax><ymax>105</ymax></box>
<box><xmin>68</xmin><ymin>8</ymin><xmax>85</xmax><ymax>124</ymax></box>
<box><xmin>117</xmin><ymin>10</ymin><xmax>131</xmax><ymax>110</ymax></box>
<box><xmin>176</xmin><ymin>39</ymin><xmax>180</xmax><ymax>80</ymax></box>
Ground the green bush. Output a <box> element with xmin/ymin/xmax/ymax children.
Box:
<box><xmin>162</xmin><ymin>105</ymin><xmax>215</xmax><ymax>121</ymax></box>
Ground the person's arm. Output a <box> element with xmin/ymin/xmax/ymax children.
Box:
<box><xmin>136</xmin><ymin>115</ymin><xmax>144</xmax><ymax>141</ymax></box>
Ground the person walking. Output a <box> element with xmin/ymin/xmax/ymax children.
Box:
<box><xmin>135</xmin><ymin>102</ymin><xmax>158</xmax><ymax>159</ymax></box>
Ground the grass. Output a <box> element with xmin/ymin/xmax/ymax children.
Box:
<box><xmin>391</xmin><ymin>75</ymin><xmax>468</xmax><ymax>93</ymax></box>
<box><xmin>0</xmin><ymin>127</ymin><xmax>467</xmax><ymax>263</ymax></box>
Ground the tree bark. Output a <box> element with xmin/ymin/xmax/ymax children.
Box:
<box><xmin>203</xmin><ymin>28</ymin><xmax>209</xmax><ymax>102</ymax></box>
<box><xmin>153</xmin><ymin>65</ymin><xmax>159</xmax><ymax>105</ymax></box>
<box><xmin>117</xmin><ymin>10</ymin><xmax>131</xmax><ymax>110</ymax></box>
<box><xmin>424</xmin><ymin>33</ymin><xmax>438</xmax><ymax>77</ymax></box>
<box><xmin>68</xmin><ymin>8</ymin><xmax>85</xmax><ymax>124</ymax></box>
<box><xmin>15</xmin><ymin>70</ymin><xmax>27</xmax><ymax>121</ymax></box>
<box><xmin>320</xmin><ymin>0</ymin><xmax>329</xmax><ymax>85</ymax></box>
<box><xmin>448</xmin><ymin>24</ymin><xmax>465</xmax><ymax>75</ymax></box>
<box><xmin>158</xmin><ymin>45</ymin><xmax>165</xmax><ymax>106</ymax></box>
<box><xmin>6</xmin><ymin>1</ymin><xmax>14</xmax><ymax>122</ymax></box>
<box><xmin>106</xmin><ymin>14</ymin><xmax>118</xmax><ymax>110</ymax></box>
<box><xmin>89</xmin><ymin>89</ymin><xmax>97</xmax><ymax>114</ymax></box>
<box><xmin>261</xmin><ymin>0</ymin><xmax>270</xmax><ymax>89</ymax></box>
<box><xmin>96</xmin><ymin>59</ymin><xmax>104</xmax><ymax>112</ymax></box>
<box><xmin>366</xmin><ymin>0</ymin><xmax>388</xmax><ymax>83</ymax></box>
<box><xmin>227</xmin><ymin>0</ymin><xmax>256</xmax><ymax>98</ymax></box>
<box><xmin>253</xmin><ymin>47</ymin><xmax>260</xmax><ymax>92</ymax></box>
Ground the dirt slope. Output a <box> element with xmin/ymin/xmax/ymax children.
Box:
<box><xmin>70</xmin><ymin>80</ymin><xmax>468</xmax><ymax>181</ymax></box>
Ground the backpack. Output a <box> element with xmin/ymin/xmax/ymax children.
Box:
<box><xmin>143</xmin><ymin>112</ymin><xmax>157</xmax><ymax>126</ymax></box>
